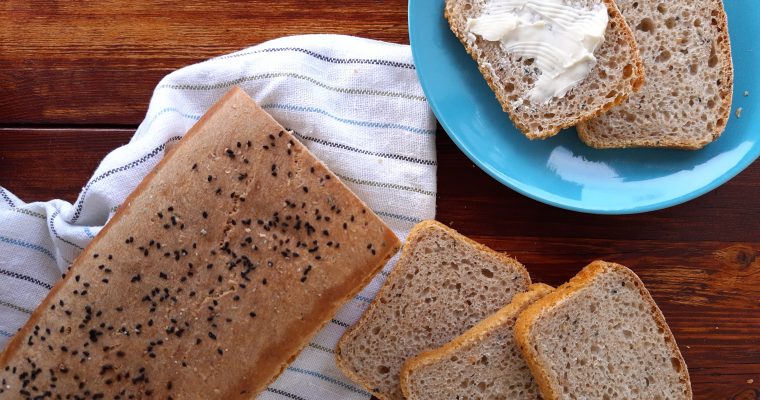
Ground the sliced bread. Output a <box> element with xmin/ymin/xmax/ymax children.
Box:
<box><xmin>515</xmin><ymin>261</ymin><xmax>692</xmax><ymax>399</ymax></box>
<box><xmin>445</xmin><ymin>0</ymin><xmax>644</xmax><ymax>139</ymax></box>
<box><xmin>577</xmin><ymin>0</ymin><xmax>733</xmax><ymax>149</ymax></box>
<box><xmin>335</xmin><ymin>220</ymin><xmax>531</xmax><ymax>400</ymax></box>
<box><xmin>400</xmin><ymin>283</ymin><xmax>553</xmax><ymax>400</ymax></box>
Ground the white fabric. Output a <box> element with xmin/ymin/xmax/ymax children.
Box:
<box><xmin>0</xmin><ymin>34</ymin><xmax>436</xmax><ymax>399</ymax></box>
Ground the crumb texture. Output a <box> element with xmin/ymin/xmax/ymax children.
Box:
<box><xmin>579</xmin><ymin>0</ymin><xmax>733</xmax><ymax>148</ymax></box>
<box><xmin>403</xmin><ymin>284</ymin><xmax>552</xmax><ymax>400</ymax></box>
<box><xmin>522</xmin><ymin>262</ymin><xmax>691</xmax><ymax>399</ymax></box>
<box><xmin>0</xmin><ymin>88</ymin><xmax>399</xmax><ymax>399</ymax></box>
<box><xmin>445</xmin><ymin>0</ymin><xmax>644</xmax><ymax>138</ymax></box>
<box><xmin>337</xmin><ymin>221</ymin><xmax>530</xmax><ymax>400</ymax></box>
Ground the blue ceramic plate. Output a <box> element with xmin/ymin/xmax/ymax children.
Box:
<box><xmin>409</xmin><ymin>0</ymin><xmax>759</xmax><ymax>214</ymax></box>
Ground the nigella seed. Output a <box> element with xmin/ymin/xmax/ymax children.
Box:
<box><xmin>302</xmin><ymin>187</ymin><xmax>309</xmax><ymax>193</ymax></box>
<box><xmin>238</xmin><ymin>173</ymin><xmax>247</xmax><ymax>181</ymax></box>
<box><xmin>236</xmin><ymin>141</ymin><xmax>241</xmax><ymax>148</ymax></box>
<box><xmin>217</xmin><ymin>348</ymin><xmax>223</xmax><ymax>356</ymax></box>
<box><xmin>216</xmin><ymin>188</ymin><xmax>222</xmax><ymax>195</ymax></box>
<box><xmin>249</xmin><ymin>312</ymin><xmax>256</xmax><ymax>318</ymax></box>
<box><xmin>93</xmin><ymin>254</ymin><xmax>99</xmax><ymax>259</ymax></box>
<box><xmin>226</xmin><ymin>149</ymin><xmax>235</xmax><ymax>158</ymax></box>
<box><xmin>208</xmin><ymin>332</ymin><xmax>216</xmax><ymax>340</ymax></box>
<box><xmin>191</xmin><ymin>163</ymin><xmax>198</xmax><ymax>170</ymax></box>
<box><xmin>168</xmin><ymin>206</ymin><xmax>174</xmax><ymax>212</ymax></box>
<box><xmin>207</xmin><ymin>175</ymin><xmax>213</xmax><ymax>182</ymax></box>
<box><xmin>202</xmin><ymin>211</ymin><xmax>208</xmax><ymax>219</ymax></box>
<box><xmin>163</xmin><ymin>224</ymin><xmax>171</xmax><ymax>229</ymax></box>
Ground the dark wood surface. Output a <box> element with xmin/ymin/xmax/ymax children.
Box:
<box><xmin>0</xmin><ymin>1</ymin><xmax>758</xmax><ymax>399</ymax></box>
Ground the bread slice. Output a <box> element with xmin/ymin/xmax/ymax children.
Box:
<box><xmin>0</xmin><ymin>87</ymin><xmax>400</xmax><ymax>399</ymax></box>
<box><xmin>335</xmin><ymin>220</ymin><xmax>531</xmax><ymax>400</ymax></box>
<box><xmin>577</xmin><ymin>0</ymin><xmax>733</xmax><ymax>149</ymax></box>
<box><xmin>400</xmin><ymin>283</ymin><xmax>553</xmax><ymax>400</ymax></box>
<box><xmin>515</xmin><ymin>261</ymin><xmax>692</xmax><ymax>399</ymax></box>
<box><xmin>445</xmin><ymin>0</ymin><xmax>644</xmax><ymax>139</ymax></box>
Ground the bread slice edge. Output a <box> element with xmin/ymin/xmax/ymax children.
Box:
<box><xmin>335</xmin><ymin>220</ymin><xmax>531</xmax><ymax>400</ymax></box>
<box><xmin>399</xmin><ymin>282</ymin><xmax>554</xmax><ymax>399</ymax></box>
<box><xmin>576</xmin><ymin>1</ymin><xmax>733</xmax><ymax>149</ymax></box>
<box><xmin>514</xmin><ymin>260</ymin><xmax>692</xmax><ymax>400</ymax></box>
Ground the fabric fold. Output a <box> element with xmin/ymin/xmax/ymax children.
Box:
<box><xmin>0</xmin><ymin>34</ymin><xmax>436</xmax><ymax>400</ymax></box>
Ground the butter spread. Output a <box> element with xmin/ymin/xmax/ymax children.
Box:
<box><xmin>466</xmin><ymin>0</ymin><xmax>608</xmax><ymax>104</ymax></box>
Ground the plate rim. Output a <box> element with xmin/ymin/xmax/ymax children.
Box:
<box><xmin>408</xmin><ymin>0</ymin><xmax>760</xmax><ymax>215</ymax></box>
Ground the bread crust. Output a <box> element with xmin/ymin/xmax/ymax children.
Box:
<box><xmin>399</xmin><ymin>283</ymin><xmax>553</xmax><ymax>400</ymax></box>
<box><xmin>0</xmin><ymin>87</ymin><xmax>401</xmax><ymax>399</ymax></box>
<box><xmin>335</xmin><ymin>220</ymin><xmax>531</xmax><ymax>400</ymax></box>
<box><xmin>445</xmin><ymin>0</ymin><xmax>645</xmax><ymax>140</ymax></box>
<box><xmin>577</xmin><ymin>0</ymin><xmax>733</xmax><ymax>149</ymax></box>
<box><xmin>0</xmin><ymin>87</ymin><xmax>245</xmax><ymax>373</ymax></box>
<box><xmin>514</xmin><ymin>260</ymin><xmax>692</xmax><ymax>400</ymax></box>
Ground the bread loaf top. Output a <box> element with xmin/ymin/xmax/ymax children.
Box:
<box><xmin>0</xmin><ymin>87</ymin><xmax>400</xmax><ymax>399</ymax></box>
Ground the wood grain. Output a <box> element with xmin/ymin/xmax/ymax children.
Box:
<box><xmin>0</xmin><ymin>0</ymin><xmax>758</xmax><ymax>398</ymax></box>
<box><xmin>0</xmin><ymin>0</ymin><xmax>409</xmax><ymax>125</ymax></box>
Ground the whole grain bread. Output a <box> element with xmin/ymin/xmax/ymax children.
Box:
<box><xmin>577</xmin><ymin>0</ymin><xmax>733</xmax><ymax>149</ymax></box>
<box><xmin>335</xmin><ymin>220</ymin><xmax>531</xmax><ymax>400</ymax></box>
<box><xmin>445</xmin><ymin>0</ymin><xmax>644</xmax><ymax>139</ymax></box>
<box><xmin>515</xmin><ymin>261</ymin><xmax>692</xmax><ymax>399</ymax></box>
<box><xmin>0</xmin><ymin>87</ymin><xmax>400</xmax><ymax>399</ymax></box>
<box><xmin>400</xmin><ymin>283</ymin><xmax>553</xmax><ymax>400</ymax></box>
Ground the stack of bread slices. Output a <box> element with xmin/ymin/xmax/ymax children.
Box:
<box><xmin>336</xmin><ymin>221</ymin><xmax>692</xmax><ymax>399</ymax></box>
<box><xmin>445</xmin><ymin>0</ymin><xmax>733</xmax><ymax>149</ymax></box>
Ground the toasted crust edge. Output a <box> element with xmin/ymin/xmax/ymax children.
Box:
<box><xmin>335</xmin><ymin>220</ymin><xmax>531</xmax><ymax>400</ymax></box>
<box><xmin>514</xmin><ymin>261</ymin><xmax>692</xmax><ymax>400</ymax></box>
<box><xmin>576</xmin><ymin>1</ymin><xmax>733</xmax><ymax>149</ymax></box>
<box><xmin>444</xmin><ymin>0</ymin><xmax>645</xmax><ymax>140</ymax></box>
<box><xmin>399</xmin><ymin>283</ymin><xmax>553</xmax><ymax>400</ymax></box>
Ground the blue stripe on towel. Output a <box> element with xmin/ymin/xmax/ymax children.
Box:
<box><xmin>374</xmin><ymin>210</ymin><xmax>422</xmax><ymax>224</ymax></box>
<box><xmin>0</xmin><ymin>235</ymin><xmax>56</xmax><ymax>261</ymax></box>
<box><xmin>0</xmin><ymin>329</ymin><xmax>13</xmax><ymax>338</ymax></box>
<box><xmin>214</xmin><ymin>46</ymin><xmax>416</xmax><ymax>69</ymax></box>
<box><xmin>286</xmin><ymin>367</ymin><xmax>372</xmax><ymax>396</ymax></box>
<box><xmin>0</xmin><ymin>187</ymin><xmax>15</xmax><ymax>208</ymax></box>
<box><xmin>265</xmin><ymin>388</ymin><xmax>309</xmax><ymax>400</ymax></box>
<box><xmin>262</xmin><ymin>103</ymin><xmax>435</xmax><ymax>135</ymax></box>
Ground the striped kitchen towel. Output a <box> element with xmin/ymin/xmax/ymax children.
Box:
<box><xmin>0</xmin><ymin>34</ymin><xmax>436</xmax><ymax>399</ymax></box>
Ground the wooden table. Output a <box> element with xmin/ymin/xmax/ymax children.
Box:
<box><xmin>1</xmin><ymin>1</ymin><xmax>758</xmax><ymax>399</ymax></box>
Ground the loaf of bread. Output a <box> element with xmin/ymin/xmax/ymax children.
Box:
<box><xmin>335</xmin><ymin>220</ymin><xmax>531</xmax><ymax>400</ymax></box>
<box><xmin>445</xmin><ymin>0</ymin><xmax>644</xmax><ymax>139</ymax></box>
<box><xmin>515</xmin><ymin>261</ymin><xmax>692</xmax><ymax>399</ymax></box>
<box><xmin>400</xmin><ymin>283</ymin><xmax>553</xmax><ymax>400</ymax></box>
<box><xmin>578</xmin><ymin>0</ymin><xmax>733</xmax><ymax>149</ymax></box>
<box><xmin>0</xmin><ymin>87</ymin><xmax>400</xmax><ymax>399</ymax></box>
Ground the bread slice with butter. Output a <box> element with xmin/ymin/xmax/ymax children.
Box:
<box><xmin>445</xmin><ymin>0</ymin><xmax>644</xmax><ymax>139</ymax></box>
<box><xmin>577</xmin><ymin>0</ymin><xmax>733</xmax><ymax>149</ymax></box>
<box><xmin>400</xmin><ymin>283</ymin><xmax>553</xmax><ymax>400</ymax></box>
